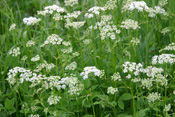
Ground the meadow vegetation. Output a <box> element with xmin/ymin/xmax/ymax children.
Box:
<box><xmin>0</xmin><ymin>0</ymin><xmax>175</xmax><ymax>117</ymax></box>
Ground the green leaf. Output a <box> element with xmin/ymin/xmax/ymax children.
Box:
<box><xmin>120</xmin><ymin>93</ymin><xmax>133</xmax><ymax>100</ymax></box>
<box><xmin>136</xmin><ymin>109</ymin><xmax>146</xmax><ymax>117</ymax></box>
<box><xmin>118</xmin><ymin>113</ymin><xmax>132</xmax><ymax>117</ymax></box>
<box><xmin>5</xmin><ymin>98</ymin><xmax>14</xmax><ymax>109</ymax></box>
<box><xmin>82</xmin><ymin>99</ymin><xmax>92</xmax><ymax>108</ymax></box>
<box><xmin>118</xmin><ymin>99</ymin><xmax>124</xmax><ymax>110</ymax></box>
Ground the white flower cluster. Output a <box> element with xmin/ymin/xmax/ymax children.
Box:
<box><xmin>9</xmin><ymin>47</ymin><xmax>20</xmax><ymax>57</ymax></box>
<box><xmin>164</xmin><ymin>104</ymin><xmax>171</xmax><ymax>112</ymax></box>
<box><xmin>21</xmin><ymin>55</ymin><xmax>28</xmax><ymax>61</ymax></box>
<box><xmin>80</xmin><ymin>66</ymin><xmax>102</xmax><ymax>79</ymax></box>
<box><xmin>9</xmin><ymin>23</ymin><xmax>16</xmax><ymax>31</ymax></box>
<box><xmin>23</xmin><ymin>17</ymin><xmax>41</xmax><ymax>25</ymax></box>
<box><xmin>61</xmin><ymin>47</ymin><xmax>73</xmax><ymax>54</ymax></box>
<box><xmin>72</xmin><ymin>52</ymin><xmax>80</xmax><ymax>57</ymax></box>
<box><xmin>155</xmin><ymin>74</ymin><xmax>168</xmax><ymax>86</ymax></box>
<box><xmin>104</xmin><ymin>0</ymin><xmax>117</xmax><ymax>10</ymax></box>
<box><xmin>123</xmin><ymin>1</ymin><xmax>149</xmax><ymax>12</ymax></box>
<box><xmin>26</xmin><ymin>40</ymin><xmax>35</xmax><ymax>47</ymax></box>
<box><xmin>120</xmin><ymin>19</ymin><xmax>140</xmax><ymax>30</ymax></box>
<box><xmin>65</xmin><ymin>21</ymin><xmax>86</xmax><ymax>29</ymax></box>
<box><xmin>147</xmin><ymin>6</ymin><xmax>167</xmax><ymax>17</ymax></box>
<box><xmin>158</xmin><ymin>0</ymin><xmax>168</xmax><ymax>7</ymax></box>
<box><xmin>83</xmin><ymin>39</ymin><xmax>92</xmax><ymax>45</ymax></box>
<box><xmin>29</xmin><ymin>114</ymin><xmax>40</xmax><ymax>117</ymax></box>
<box><xmin>65</xmin><ymin>62</ymin><xmax>77</xmax><ymax>70</ymax></box>
<box><xmin>37</xmin><ymin>4</ymin><xmax>65</xmax><ymax>16</ymax></box>
<box><xmin>62</xmin><ymin>41</ymin><xmax>71</xmax><ymax>46</ymax></box>
<box><xmin>64</xmin><ymin>11</ymin><xmax>81</xmax><ymax>22</ymax></box>
<box><xmin>130</xmin><ymin>38</ymin><xmax>140</xmax><ymax>45</ymax></box>
<box><xmin>33</xmin><ymin>60</ymin><xmax>55</xmax><ymax>72</ymax></box>
<box><xmin>42</xmin><ymin>76</ymin><xmax>61</xmax><ymax>90</ymax></box>
<box><xmin>41</xmin><ymin>34</ymin><xmax>63</xmax><ymax>47</ymax></box>
<box><xmin>122</xmin><ymin>1</ymin><xmax>167</xmax><ymax>17</ymax></box>
<box><xmin>92</xmin><ymin>15</ymin><xmax>120</xmax><ymax>40</ymax></box>
<box><xmin>123</xmin><ymin>62</ymin><xmax>144</xmax><ymax>76</ymax></box>
<box><xmin>85</xmin><ymin>6</ymin><xmax>105</xmax><ymax>18</ymax></box>
<box><xmin>64</xmin><ymin>75</ymin><xmax>84</xmax><ymax>95</ymax></box>
<box><xmin>47</xmin><ymin>95</ymin><xmax>61</xmax><ymax>105</ymax></box>
<box><xmin>6</xmin><ymin>67</ymin><xmax>33</xmax><ymax>85</ymax></box>
<box><xmin>31</xmin><ymin>55</ymin><xmax>40</xmax><ymax>62</ymax></box>
<box><xmin>147</xmin><ymin>92</ymin><xmax>161</xmax><ymax>103</ymax></box>
<box><xmin>53</xmin><ymin>13</ymin><xmax>62</xmax><ymax>21</ymax></box>
<box><xmin>161</xmin><ymin>27</ymin><xmax>171</xmax><ymax>35</ymax></box>
<box><xmin>141</xmin><ymin>78</ymin><xmax>153</xmax><ymax>89</ymax></box>
<box><xmin>143</xmin><ymin>66</ymin><xmax>164</xmax><ymax>78</ymax></box>
<box><xmin>107</xmin><ymin>86</ymin><xmax>118</xmax><ymax>95</ymax></box>
<box><xmin>64</xmin><ymin>0</ymin><xmax>78</xmax><ymax>7</ymax></box>
<box><xmin>159</xmin><ymin>43</ymin><xmax>175</xmax><ymax>52</ymax></box>
<box><xmin>111</xmin><ymin>72</ymin><xmax>121</xmax><ymax>81</ymax></box>
<box><xmin>152</xmin><ymin>54</ymin><xmax>175</xmax><ymax>65</ymax></box>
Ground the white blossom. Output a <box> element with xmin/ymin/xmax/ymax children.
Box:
<box><xmin>23</xmin><ymin>17</ymin><xmax>41</xmax><ymax>25</ymax></box>
<box><xmin>9</xmin><ymin>47</ymin><xmax>20</xmax><ymax>57</ymax></box>
<box><xmin>9</xmin><ymin>23</ymin><xmax>16</xmax><ymax>31</ymax></box>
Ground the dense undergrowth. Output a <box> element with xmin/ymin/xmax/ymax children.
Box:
<box><xmin>0</xmin><ymin>0</ymin><xmax>175</xmax><ymax>117</ymax></box>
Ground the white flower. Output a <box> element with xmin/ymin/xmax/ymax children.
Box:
<box><xmin>29</xmin><ymin>114</ymin><xmax>40</xmax><ymax>117</ymax></box>
<box><xmin>85</xmin><ymin>6</ymin><xmax>105</xmax><ymax>18</ymax></box>
<box><xmin>141</xmin><ymin>78</ymin><xmax>153</xmax><ymax>89</ymax></box>
<box><xmin>128</xmin><ymin>1</ymin><xmax>149</xmax><ymax>12</ymax></box>
<box><xmin>152</xmin><ymin>54</ymin><xmax>175</xmax><ymax>65</ymax></box>
<box><xmin>41</xmin><ymin>34</ymin><xmax>63</xmax><ymax>47</ymax></box>
<box><xmin>158</xmin><ymin>0</ymin><xmax>168</xmax><ymax>7</ymax></box>
<box><xmin>147</xmin><ymin>92</ymin><xmax>161</xmax><ymax>103</ymax></box>
<box><xmin>9</xmin><ymin>23</ymin><xmax>16</xmax><ymax>31</ymax></box>
<box><xmin>130</xmin><ymin>38</ymin><xmax>140</xmax><ymax>45</ymax></box>
<box><xmin>21</xmin><ymin>55</ymin><xmax>28</xmax><ymax>61</ymax></box>
<box><xmin>111</xmin><ymin>72</ymin><xmax>121</xmax><ymax>81</ymax></box>
<box><xmin>120</xmin><ymin>19</ymin><xmax>140</xmax><ymax>30</ymax></box>
<box><xmin>80</xmin><ymin>66</ymin><xmax>102</xmax><ymax>79</ymax></box>
<box><xmin>64</xmin><ymin>0</ymin><xmax>78</xmax><ymax>7</ymax></box>
<box><xmin>33</xmin><ymin>60</ymin><xmax>55</xmax><ymax>72</ymax></box>
<box><xmin>53</xmin><ymin>13</ymin><xmax>62</xmax><ymax>21</ymax></box>
<box><xmin>65</xmin><ymin>62</ymin><xmax>77</xmax><ymax>70</ymax></box>
<box><xmin>31</xmin><ymin>55</ymin><xmax>40</xmax><ymax>62</ymax></box>
<box><xmin>164</xmin><ymin>104</ymin><xmax>171</xmax><ymax>112</ymax></box>
<box><xmin>47</xmin><ymin>95</ymin><xmax>61</xmax><ymax>105</ymax></box>
<box><xmin>26</xmin><ymin>40</ymin><xmax>35</xmax><ymax>47</ymax></box>
<box><xmin>83</xmin><ymin>39</ymin><xmax>92</xmax><ymax>45</ymax></box>
<box><xmin>9</xmin><ymin>47</ymin><xmax>20</xmax><ymax>57</ymax></box>
<box><xmin>159</xmin><ymin>43</ymin><xmax>175</xmax><ymax>52</ymax></box>
<box><xmin>65</xmin><ymin>21</ymin><xmax>86</xmax><ymax>29</ymax></box>
<box><xmin>104</xmin><ymin>0</ymin><xmax>117</xmax><ymax>10</ymax></box>
<box><xmin>23</xmin><ymin>17</ymin><xmax>41</xmax><ymax>25</ymax></box>
<box><xmin>161</xmin><ymin>27</ymin><xmax>171</xmax><ymax>35</ymax></box>
<box><xmin>107</xmin><ymin>86</ymin><xmax>118</xmax><ymax>95</ymax></box>
<box><xmin>44</xmin><ymin>4</ymin><xmax>65</xmax><ymax>14</ymax></box>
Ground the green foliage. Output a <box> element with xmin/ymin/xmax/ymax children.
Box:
<box><xmin>0</xmin><ymin>0</ymin><xmax>175</xmax><ymax>117</ymax></box>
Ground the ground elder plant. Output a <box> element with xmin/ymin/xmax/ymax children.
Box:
<box><xmin>0</xmin><ymin>0</ymin><xmax>175</xmax><ymax>117</ymax></box>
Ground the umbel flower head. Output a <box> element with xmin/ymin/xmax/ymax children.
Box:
<box><xmin>120</xmin><ymin>19</ymin><xmax>140</xmax><ymax>30</ymax></box>
<box><xmin>23</xmin><ymin>17</ymin><xmax>41</xmax><ymax>25</ymax></box>
<box><xmin>40</xmin><ymin>34</ymin><xmax>63</xmax><ymax>47</ymax></box>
